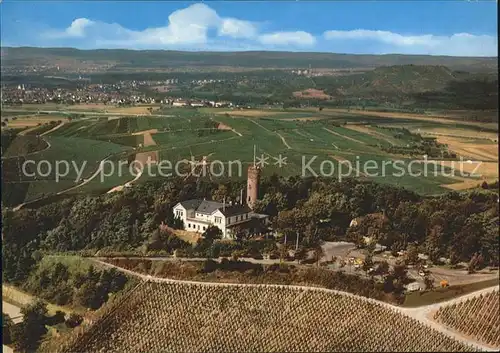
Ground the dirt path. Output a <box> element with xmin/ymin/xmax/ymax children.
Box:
<box><xmin>216</xmin><ymin>122</ymin><xmax>243</xmax><ymax>137</ymax></box>
<box><xmin>40</xmin><ymin>121</ymin><xmax>65</xmax><ymax>136</ymax></box>
<box><xmin>401</xmin><ymin>286</ymin><xmax>500</xmax><ymax>351</ymax></box>
<box><xmin>106</xmin><ymin>168</ymin><xmax>143</xmax><ymax>194</ymax></box>
<box><xmin>246</xmin><ymin>118</ymin><xmax>292</xmax><ymax>149</ymax></box>
<box><xmin>95</xmin><ymin>259</ymin><xmax>497</xmax><ymax>351</ymax></box>
<box><xmin>131</xmin><ymin>129</ymin><xmax>158</xmax><ymax>136</ymax></box>
<box><xmin>2</xmin><ymin>301</ymin><xmax>23</xmax><ymax>324</ymax></box>
<box><xmin>1</xmin><ymin>137</ymin><xmax>51</xmax><ymax>160</ymax></box>
<box><xmin>56</xmin><ymin>155</ymin><xmax>115</xmax><ymax>195</ymax></box>
<box><xmin>17</xmin><ymin>125</ymin><xmax>41</xmax><ymax>136</ymax></box>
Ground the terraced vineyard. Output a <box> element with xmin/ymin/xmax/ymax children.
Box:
<box><xmin>63</xmin><ymin>281</ymin><xmax>476</xmax><ymax>353</ymax></box>
<box><xmin>434</xmin><ymin>290</ymin><xmax>500</xmax><ymax>348</ymax></box>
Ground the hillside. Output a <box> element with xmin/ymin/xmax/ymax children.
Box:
<box><xmin>321</xmin><ymin>65</ymin><xmax>463</xmax><ymax>95</ymax></box>
<box><xmin>1</xmin><ymin>47</ymin><xmax>497</xmax><ymax>73</ymax></box>
<box><xmin>311</xmin><ymin>65</ymin><xmax>498</xmax><ymax>110</ymax></box>
<box><xmin>61</xmin><ymin>280</ymin><xmax>476</xmax><ymax>353</ymax></box>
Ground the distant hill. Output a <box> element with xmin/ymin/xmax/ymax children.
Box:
<box><xmin>316</xmin><ymin>65</ymin><xmax>465</xmax><ymax>95</ymax></box>
<box><xmin>1</xmin><ymin>47</ymin><xmax>497</xmax><ymax>73</ymax></box>
<box><xmin>313</xmin><ymin>65</ymin><xmax>498</xmax><ymax>110</ymax></box>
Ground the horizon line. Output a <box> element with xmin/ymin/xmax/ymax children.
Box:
<box><xmin>1</xmin><ymin>46</ymin><xmax>497</xmax><ymax>59</ymax></box>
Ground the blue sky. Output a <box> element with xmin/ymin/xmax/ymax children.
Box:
<box><xmin>1</xmin><ymin>1</ymin><xmax>498</xmax><ymax>56</ymax></box>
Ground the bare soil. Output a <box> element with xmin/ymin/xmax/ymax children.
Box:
<box><xmin>217</xmin><ymin>110</ymin><xmax>284</xmax><ymax>117</ymax></box>
<box><xmin>293</xmin><ymin>88</ymin><xmax>331</xmax><ymax>100</ymax></box>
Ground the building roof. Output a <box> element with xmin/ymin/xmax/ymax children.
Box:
<box><xmin>219</xmin><ymin>204</ymin><xmax>252</xmax><ymax>217</ymax></box>
<box><xmin>177</xmin><ymin>199</ymin><xmax>251</xmax><ymax>217</ymax></box>
<box><xmin>197</xmin><ymin>200</ymin><xmax>223</xmax><ymax>214</ymax></box>
<box><xmin>178</xmin><ymin>199</ymin><xmax>203</xmax><ymax>210</ymax></box>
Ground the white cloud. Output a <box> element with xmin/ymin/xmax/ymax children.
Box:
<box><xmin>44</xmin><ymin>3</ymin><xmax>259</xmax><ymax>48</ymax></box>
<box><xmin>323</xmin><ymin>29</ymin><xmax>497</xmax><ymax>56</ymax></box>
<box><xmin>32</xmin><ymin>4</ymin><xmax>496</xmax><ymax>55</ymax></box>
<box><xmin>66</xmin><ymin>18</ymin><xmax>95</xmax><ymax>37</ymax></box>
<box><xmin>258</xmin><ymin>31</ymin><xmax>316</xmax><ymax>47</ymax></box>
<box><xmin>219</xmin><ymin>18</ymin><xmax>258</xmax><ymax>39</ymax></box>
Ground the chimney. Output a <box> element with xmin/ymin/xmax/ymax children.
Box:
<box><xmin>223</xmin><ymin>198</ymin><xmax>226</xmax><ymax>211</ymax></box>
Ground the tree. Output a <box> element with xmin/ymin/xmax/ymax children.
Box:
<box><xmin>424</xmin><ymin>275</ymin><xmax>434</xmax><ymax>290</ymax></box>
<box><xmin>279</xmin><ymin>244</ymin><xmax>289</xmax><ymax>264</ymax></box>
<box><xmin>362</xmin><ymin>254</ymin><xmax>374</xmax><ymax>276</ymax></box>
<box><xmin>391</xmin><ymin>261</ymin><xmax>409</xmax><ymax>295</ymax></box>
<box><xmin>11</xmin><ymin>301</ymin><xmax>48</xmax><ymax>352</ymax></box>
<box><xmin>405</xmin><ymin>244</ymin><xmax>419</xmax><ymax>265</ymax></box>
<box><xmin>2</xmin><ymin>313</ymin><xmax>13</xmax><ymax>345</ymax></box>
<box><xmin>294</xmin><ymin>247</ymin><xmax>307</xmax><ymax>263</ymax></box>
<box><xmin>375</xmin><ymin>260</ymin><xmax>390</xmax><ymax>277</ymax></box>
<box><xmin>65</xmin><ymin>313</ymin><xmax>83</xmax><ymax>328</ymax></box>
<box><xmin>232</xmin><ymin>225</ymin><xmax>247</xmax><ymax>242</ymax></box>
<box><xmin>313</xmin><ymin>244</ymin><xmax>324</xmax><ymax>266</ymax></box>
<box><xmin>202</xmin><ymin>225</ymin><xmax>222</xmax><ymax>243</ymax></box>
<box><xmin>426</xmin><ymin>225</ymin><xmax>444</xmax><ymax>263</ymax></box>
<box><xmin>467</xmin><ymin>253</ymin><xmax>482</xmax><ymax>274</ymax></box>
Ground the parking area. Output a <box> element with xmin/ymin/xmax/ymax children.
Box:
<box><xmin>320</xmin><ymin>241</ymin><xmax>499</xmax><ymax>288</ymax></box>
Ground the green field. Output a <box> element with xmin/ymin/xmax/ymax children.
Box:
<box><xmin>2</xmin><ymin>107</ymin><xmax>498</xmax><ymax>207</ymax></box>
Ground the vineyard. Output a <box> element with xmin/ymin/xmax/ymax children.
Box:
<box><xmin>62</xmin><ymin>280</ymin><xmax>476</xmax><ymax>352</ymax></box>
<box><xmin>434</xmin><ymin>290</ymin><xmax>500</xmax><ymax>348</ymax></box>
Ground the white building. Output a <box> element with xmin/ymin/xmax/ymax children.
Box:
<box><xmin>405</xmin><ymin>282</ymin><xmax>421</xmax><ymax>292</ymax></box>
<box><xmin>172</xmin><ymin>100</ymin><xmax>188</xmax><ymax>107</ymax></box>
<box><xmin>172</xmin><ymin>199</ymin><xmax>269</xmax><ymax>239</ymax></box>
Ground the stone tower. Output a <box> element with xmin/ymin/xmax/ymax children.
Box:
<box><xmin>246</xmin><ymin>164</ymin><xmax>260</xmax><ymax>209</ymax></box>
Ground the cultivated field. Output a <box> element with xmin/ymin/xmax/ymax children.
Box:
<box><xmin>216</xmin><ymin>109</ymin><xmax>289</xmax><ymax>117</ymax></box>
<box><xmin>434</xmin><ymin>136</ymin><xmax>498</xmax><ymax>161</ymax></box>
<box><xmin>62</xmin><ymin>281</ymin><xmax>476</xmax><ymax>353</ymax></box>
<box><xmin>434</xmin><ymin>290</ymin><xmax>500</xmax><ymax>348</ymax></box>
<box><xmin>2</xmin><ymin>107</ymin><xmax>498</xmax><ymax>207</ymax></box>
<box><xmin>2</xmin><ymin>115</ymin><xmax>69</xmax><ymax>129</ymax></box>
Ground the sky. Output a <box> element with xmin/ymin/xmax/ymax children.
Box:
<box><xmin>1</xmin><ymin>1</ymin><xmax>498</xmax><ymax>56</ymax></box>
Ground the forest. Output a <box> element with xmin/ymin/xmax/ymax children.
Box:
<box><xmin>2</xmin><ymin>175</ymin><xmax>499</xmax><ymax>289</ymax></box>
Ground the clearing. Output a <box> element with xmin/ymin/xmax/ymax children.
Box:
<box><xmin>216</xmin><ymin>122</ymin><xmax>243</xmax><ymax>136</ymax></box>
<box><xmin>293</xmin><ymin>88</ymin><xmax>331</xmax><ymax>100</ymax></box>
<box><xmin>173</xmin><ymin>229</ymin><xmax>202</xmax><ymax>245</ymax></box>
<box><xmin>134</xmin><ymin>130</ymin><xmax>159</xmax><ymax>166</ymax></box>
